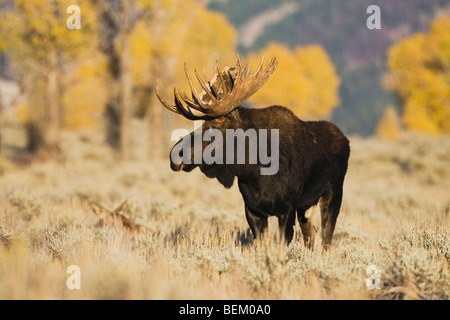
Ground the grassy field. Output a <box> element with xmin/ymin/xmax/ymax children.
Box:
<box><xmin>0</xmin><ymin>127</ymin><xmax>449</xmax><ymax>300</ymax></box>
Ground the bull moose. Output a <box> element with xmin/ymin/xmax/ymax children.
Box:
<box><xmin>156</xmin><ymin>55</ymin><xmax>350</xmax><ymax>248</ymax></box>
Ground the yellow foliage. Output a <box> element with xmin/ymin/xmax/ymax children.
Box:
<box><xmin>2</xmin><ymin>0</ymin><xmax>104</xmax><ymax>131</ymax></box>
<box><xmin>376</xmin><ymin>107</ymin><xmax>401</xmax><ymax>141</ymax></box>
<box><xmin>15</xmin><ymin>102</ymin><xmax>31</xmax><ymax>124</ymax></box>
<box><xmin>3</xmin><ymin>0</ymin><xmax>237</xmax><ymax>131</ymax></box>
<box><xmin>8</xmin><ymin>0</ymin><xmax>97</xmax><ymax>60</ymax></box>
<box><xmin>247</xmin><ymin>43</ymin><xmax>340</xmax><ymax>120</ymax></box>
<box><xmin>174</xmin><ymin>8</ymin><xmax>237</xmax><ymax>94</ymax></box>
<box><xmin>181</xmin><ymin>9</ymin><xmax>237</xmax><ymax>69</ymax></box>
<box><xmin>130</xmin><ymin>0</ymin><xmax>237</xmax><ymax>117</ymax></box>
<box><xmin>62</xmin><ymin>52</ymin><xmax>109</xmax><ymax>130</ymax></box>
<box><xmin>386</xmin><ymin>15</ymin><xmax>450</xmax><ymax>135</ymax></box>
<box><xmin>138</xmin><ymin>0</ymin><xmax>236</xmax><ymax>89</ymax></box>
<box><xmin>131</xmin><ymin>21</ymin><xmax>153</xmax><ymax>87</ymax></box>
<box><xmin>403</xmin><ymin>96</ymin><xmax>440</xmax><ymax>137</ymax></box>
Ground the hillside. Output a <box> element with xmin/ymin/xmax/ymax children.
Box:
<box><xmin>209</xmin><ymin>0</ymin><xmax>450</xmax><ymax>136</ymax></box>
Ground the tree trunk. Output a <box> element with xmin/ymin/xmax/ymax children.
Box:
<box><xmin>44</xmin><ymin>47</ymin><xmax>60</xmax><ymax>154</ymax></box>
<box><xmin>147</xmin><ymin>0</ymin><xmax>196</xmax><ymax>160</ymax></box>
<box><xmin>119</xmin><ymin>32</ymin><xmax>132</xmax><ymax>160</ymax></box>
<box><xmin>118</xmin><ymin>0</ymin><xmax>132</xmax><ymax>161</ymax></box>
<box><xmin>148</xmin><ymin>49</ymin><xmax>171</xmax><ymax>160</ymax></box>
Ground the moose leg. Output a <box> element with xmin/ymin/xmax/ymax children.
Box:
<box><xmin>278</xmin><ymin>209</ymin><xmax>296</xmax><ymax>244</ymax></box>
<box><xmin>245</xmin><ymin>206</ymin><xmax>268</xmax><ymax>241</ymax></box>
<box><xmin>319</xmin><ymin>183</ymin><xmax>343</xmax><ymax>250</ymax></box>
<box><xmin>297</xmin><ymin>209</ymin><xmax>315</xmax><ymax>249</ymax></box>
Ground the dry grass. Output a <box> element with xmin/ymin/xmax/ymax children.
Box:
<box><xmin>0</xmin><ymin>128</ymin><xmax>449</xmax><ymax>300</ymax></box>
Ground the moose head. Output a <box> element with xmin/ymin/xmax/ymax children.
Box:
<box><xmin>156</xmin><ymin>55</ymin><xmax>279</xmax><ymax>187</ymax></box>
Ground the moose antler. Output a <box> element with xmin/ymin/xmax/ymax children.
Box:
<box><xmin>155</xmin><ymin>54</ymin><xmax>278</xmax><ymax>120</ymax></box>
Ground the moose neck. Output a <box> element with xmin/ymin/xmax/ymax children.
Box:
<box><xmin>202</xmin><ymin>106</ymin><xmax>280</xmax><ymax>185</ymax></box>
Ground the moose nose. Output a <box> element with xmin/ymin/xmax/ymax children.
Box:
<box><xmin>170</xmin><ymin>148</ymin><xmax>185</xmax><ymax>171</ymax></box>
<box><xmin>170</xmin><ymin>160</ymin><xmax>184</xmax><ymax>171</ymax></box>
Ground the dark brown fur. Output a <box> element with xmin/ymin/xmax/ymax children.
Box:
<box><xmin>171</xmin><ymin>105</ymin><xmax>350</xmax><ymax>248</ymax></box>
